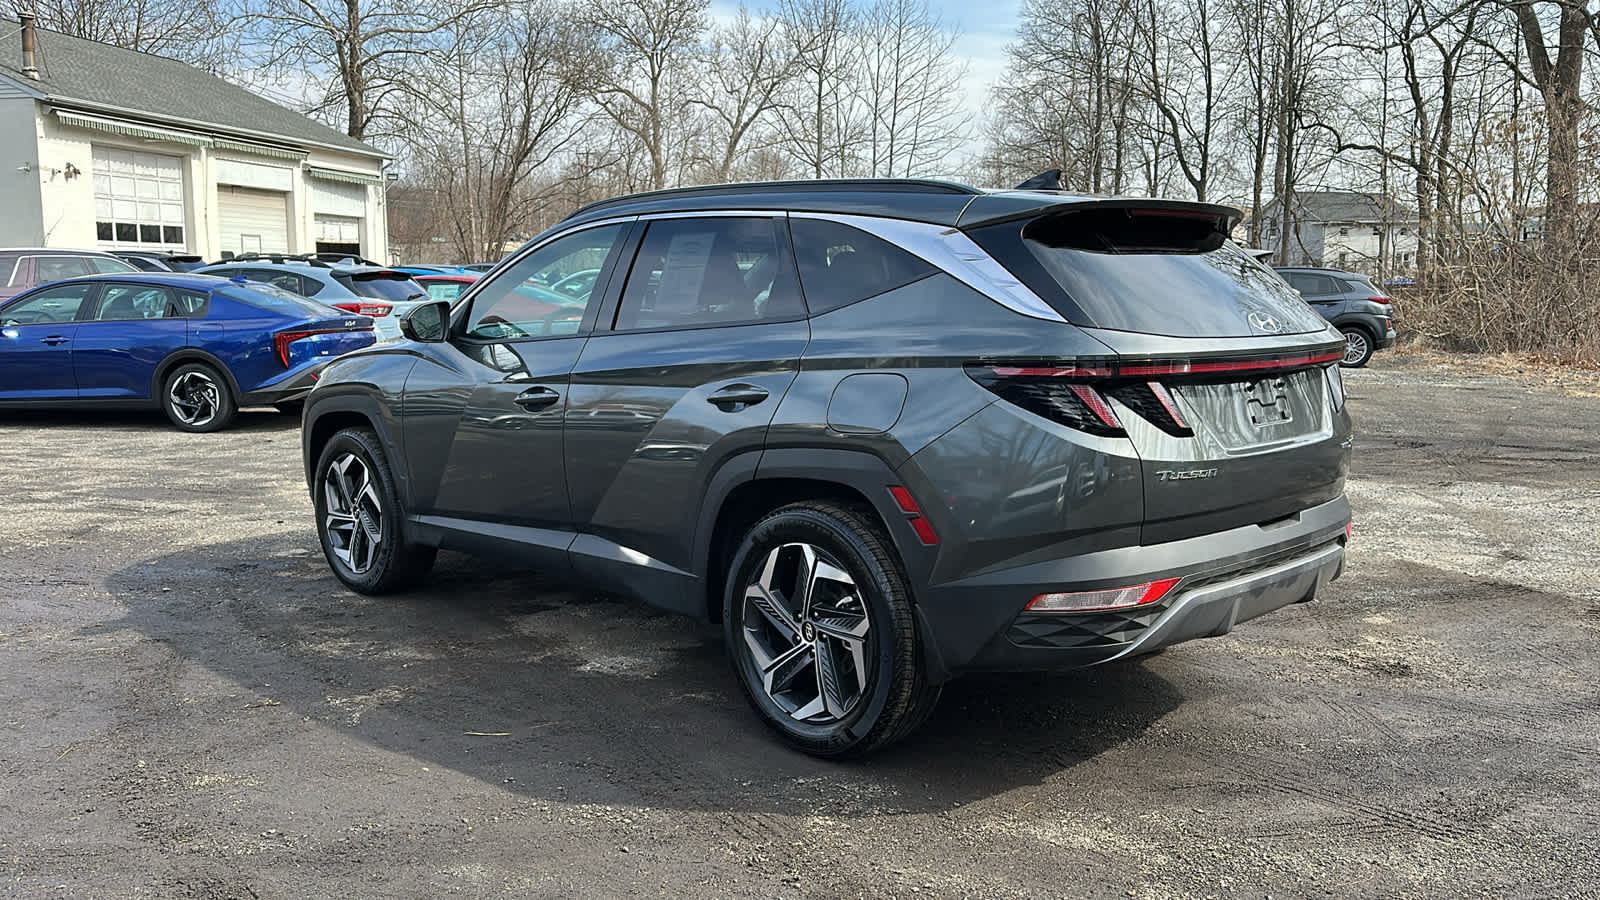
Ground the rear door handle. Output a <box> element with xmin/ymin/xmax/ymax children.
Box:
<box><xmin>707</xmin><ymin>384</ymin><xmax>769</xmax><ymax>411</ymax></box>
<box><xmin>513</xmin><ymin>386</ymin><xmax>561</xmax><ymax>410</ymax></box>
<box><xmin>40</xmin><ymin>335</ymin><xmax>70</xmax><ymax>345</ymax></box>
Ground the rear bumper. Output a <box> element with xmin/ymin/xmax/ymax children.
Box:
<box><xmin>914</xmin><ymin>495</ymin><xmax>1349</xmax><ymax>679</ymax></box>
<box><xmin>239</xmin><ymin>362</ymin><xmax>326</xmax><ymax>407</ymax></box>
<box><xmin>1377</xmin><ymin>323</ymin><xmax>1397</xmax><ymax>349</ymax></box>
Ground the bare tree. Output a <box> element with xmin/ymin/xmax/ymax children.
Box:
<box><xmin>776</xmin><ymin>0</ymin><xmax>863</xmax><ymax>178</ymax></box>
<box><xmin>16</xmin><ymin>0</ymin><xmax>232</xmax><ymax>69</ymax></box>
<box><xmin>399</xmin><ymin>0</ymin><xmax>604</xmax><ymax>260</ymax></box>
<box><xmin>584</xmin><ymin>0</ymin><xmax>708</xmax><ymax>191</ymax></box>
<box><xmin>692</xmin><ymin>6</ymin><xmax>803</xmax><ymax>182</ymax></box>
<box><xmin>240</xmin><ymin>0</ymin><xmax>495</xmax><ymax>140</ymax></box>
<box><xmin>858</xmin><ymin>0</ymin><xmax>971</xmax><ymax>178</ymax></box>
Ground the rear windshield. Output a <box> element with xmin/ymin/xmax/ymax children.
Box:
<box><xmin>338</xmin><ymin>272</ymin><xmax>428</xmax><ymax>302</ymax></box>
<box><xmin>219</xmin><ymin>283</ymin><xmax>340</xmax><ymax>318</ymax></box>
<box><xmin>969</xmin><ymin>208</ymin><xmax>1329</xmax><ymax>338</ymax></box>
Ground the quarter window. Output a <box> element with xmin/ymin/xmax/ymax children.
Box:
<box><xmin>788</xmin><ymin>218</ymin><xmax>936</xmax><ymax>314</ymax></box>
<box><xmin>465</xmin><ymin>224</ymin><xmax>625</xmax><ymax>340</ymax></box>
<box><xmin>615</xmin><ymin>217</ymin><xmax>803</xmax><ymax>330</ymax></box>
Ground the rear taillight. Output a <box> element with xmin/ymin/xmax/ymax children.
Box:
<box><xmin>274</xmin><ymin>327</ymin><xmax>367</xmax><ymax>367</ymax></box>
<box><xmin>967</xmin><ymin>369</ymin><xmax>1124</xmax><ymax>437</ymax></box>
<box><xmin>333</xmin><ymin>301</ymin><xmax>393</xmax><ymax>317</ymax></box>
<box><xmin>1027</xmin><ymin>577</ymin><xmax>1181</xmax><ymax>613</ymax></box>
<box><xmin>1368</xmin><ymin>296</ymin><xmax>1391</xmax><ymax>305</ymax></box>
<box><xmin>1326</xmin><ymin>364</ymin><xmax>1345</xmax><ymax>411</ymax></box>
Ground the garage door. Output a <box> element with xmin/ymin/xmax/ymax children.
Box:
<box><xmin>217</xmin><ymin>186</ymin><xmax>289</xmax><ymax>256</ymax></box>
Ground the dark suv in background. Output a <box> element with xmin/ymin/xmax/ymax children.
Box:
<box><xmin>1275</xmin><ymin>266</ymin><xmax>1396</xmax><ymax>367</ymax></box>
<box><xmin>303</xmin><ymin>180</ymin><xmax>1354</xmax><ymax>757</ymax></box>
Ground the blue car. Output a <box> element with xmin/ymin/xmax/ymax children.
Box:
<box><xmin>0</xmin><ymin>273</ymin><xmax>376</xmax><ymax>431</ymax></box>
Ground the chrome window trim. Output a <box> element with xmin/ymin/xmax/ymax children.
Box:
<box><xmin>787</xmin><ymin>212</ymin><xmax>1066</xmax><ymax>323</ymax></box>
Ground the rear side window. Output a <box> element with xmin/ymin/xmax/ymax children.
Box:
<box><xmin>33</xmin><ymin>256</ymin><xmax>91</xmax><ymax>283</ymax></box>
<box><xmin>89</xmin><ymin>256</ymin><xmax>139</xmax><ymax>274</ymax></box>
<box><xmin>615</xmin><ymin>217</ymin><xmax>803</xmax><ymax>330</ymax></box>
<box><xmin>0</xmin><ymin>255</ymin><xmax>16</xmax><ymax>285</ymax></box>
<box><xmin>337</xmin><ymin>272</ymin><xmax>428</xmax><ymax>303</ymax></box>
<box><xmin>218</xmin><ymin>284</ymin><xmax>338</xmax><ymax>318</ymax></box>
<box><xmin>969</xmin><ymin>208</ymin><xmax>1329</xmax><ymax>338</ymax></box>
<box><xmin>789</xmin><ymin>218</ymin><xmax>936</xmax><ymax>314</ymax></box>
<box><xmin>245</xmin><ymin>269</ymin><xmax>312</xmax><ymax>295</ymax></box>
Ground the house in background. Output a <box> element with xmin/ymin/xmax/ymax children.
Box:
<box><xmin>0</xmin><ymin>16</ymin><xmax>389</xmax><ymax>261</ymax></box>
<box><xmin>1256</xmin><ymin>191</ymin><xmax>1418</xmax><ymax>276</ymax></box>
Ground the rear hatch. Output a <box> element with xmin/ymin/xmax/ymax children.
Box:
<box><xmin>332</xmin><ymin>269</ymin><xmax>431</xmax><ymax>318</ymax></box>
<box><xmin>964</xmin><ymin>200</ymin><xmax>1350</xmax><ymax>543</ymax></box>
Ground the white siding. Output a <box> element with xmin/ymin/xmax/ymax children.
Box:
<box><xmin>0</xmin><ymin>99</ymin><xmax>44</xmax><ymax>245</ymax></box>
<box><xmin>217</xmin><ymin>186</ymin><xmax>289</xmax><ymax>255</ymax></box>
<box><xmin>215</xmin><ymin>158</ymin><xmax>293</xmax><ymax>192</ymax></box>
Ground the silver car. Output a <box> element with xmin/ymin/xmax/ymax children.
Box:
<box><xmin>193</xmin><ymin>259</ymin><xmax>428</xmax><ymax>340</ymax></box>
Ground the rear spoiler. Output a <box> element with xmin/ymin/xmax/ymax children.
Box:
<box><xmin>958</xmin><ymin>193</ymin><xmax>1245</xmax><ymax>235</ymax></box>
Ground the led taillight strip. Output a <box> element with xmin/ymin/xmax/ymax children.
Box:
<box><xmin>982</xmin><ymin>348</ymin><xmax>1344</xmax><ymax>380</ymax></box>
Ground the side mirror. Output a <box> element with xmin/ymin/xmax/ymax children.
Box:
<box><xmin>399</xmin><ymin>300</ymin><xmax>450</xmax><ymax>342</ymax></box>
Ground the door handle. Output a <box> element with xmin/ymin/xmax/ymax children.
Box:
<box><xmin>707</xmin><ymin>383</ymin><xmax>770</xmax><ymax>411</ymax></box>
<box><xmin>40</xmin><ymin>335</ymin><xmax>70</xmax><ymax>345</ymax></box>
<box><xmin>513</xmin><ymin>386</ymin><xmax>561</xmax><ymax>410</ymax></box>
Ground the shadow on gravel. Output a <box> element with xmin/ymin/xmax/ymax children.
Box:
<box><xmin>0</xmin><ymin>408</ymin><xmax>299</xmax><ymax>432</ymax></box>
<box><xmin>105</xmin><ymin>534</ymin><xmax>1183</xmax><ymax>816</ymax></box>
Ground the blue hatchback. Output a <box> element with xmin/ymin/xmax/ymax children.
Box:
<box><xmin>0</xmin><ymin>273</ymin><xmax>376</xmax><ymax>431</ymax></box>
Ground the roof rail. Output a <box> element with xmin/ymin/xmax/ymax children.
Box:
<box><xmin>225</xmin><ymin>253</ymin><xmax>336</xmax><ymax>268</ymax></box>
<box><xmin>564</xmin><ymin>178</ymin><xmax>983</xmax><ymax>221</ymax></box>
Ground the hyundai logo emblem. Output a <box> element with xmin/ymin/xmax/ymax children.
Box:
<box><xmin>1248</xmin><ymin>311</ymin><xmax>1282</xmax><ymax>333</ymax></box>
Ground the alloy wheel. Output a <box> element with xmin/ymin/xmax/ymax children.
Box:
<box><xmin>741</xmin><ymin>542</ymin><xmax>872</xmax><ymax>724</ymax></box>
<box><xmin>1342</xmin><ymin>330</ymin><xmax>1369</xmax><ymax>365</ymax></box>
<box><xmin>168</xmin><ymin>371</ymin><xmax>220</xmax><ymax>427</ymax></box>
<box><xmin>323</xmin><ymin>452</ymin><xmax>383</xmax><ymax>574</ymax></box>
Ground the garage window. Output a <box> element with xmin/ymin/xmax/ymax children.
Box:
<box><xmin>94</xmin><ymin>147</ymin><xmax>186</xmax><ymax>250</ymax></box>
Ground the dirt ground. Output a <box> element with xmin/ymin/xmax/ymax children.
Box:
<box><xmin>1</xmin><ymin>351</ymin><xmax>1596</xmax><ymax>899</ymax></box>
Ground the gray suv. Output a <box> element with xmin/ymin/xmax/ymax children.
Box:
<box><xmin>302</xmin><ymin>180</ymin><xmax>1354</xmax><ymax>757</ymax></box>
<box><xmin>1275</xmin><ymin>266</ymin><xmax>1397</xmax><ymax>367</ymax></box>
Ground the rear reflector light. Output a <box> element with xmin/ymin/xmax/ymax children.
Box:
<box><xmin>887</xmin><ymin>486</ymin><xmax>939</xmax><ymax>545</ymax></box>
<box><xmin>1027</xmin><ymin>577</ymin><xmax>1182</xmax><ymax>613</ymax></box>
<box><xmin>274</xmin><ymin>328</ymin><xmax>366</xmax><ymax>367</ymax></box>
<box><xmin>333</xmin><ymin>301</ymin><xmax>393</xmax><ymax>317</ymax></box>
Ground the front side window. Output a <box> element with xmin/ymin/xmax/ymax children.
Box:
<box><xmin>91</xmin><ymin>284</ymin><xmax>177</xmax><ymax>320</ymax></box>
<box><xmin>789</xmin><ymin>218</ymin><xmax>935</xmax><ymax>314</ymax></box>
<box><xmin>615</xmin><ymin>217</ymin><xmax>803</xmax><ymax>330</ymax></box>
<box><xmin>1</xmin><ymin>283</ymin><xmax>94</xmax><ymax>325</ymax></box>
<box><xmin>464</xmin><ymin>224</ymin><xmax>624</xmax><ymax>340</ymax></box>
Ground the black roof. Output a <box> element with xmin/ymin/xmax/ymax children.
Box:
<box><xmin>560</xmin><ymin>179</ymin><xmax>1244</xmax><ymax>231</ymax></box>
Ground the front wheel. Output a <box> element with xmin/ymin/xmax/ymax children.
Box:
<box><xmin>1339</xmin><ymin>326</ymin><xmax>1375</xmax><ymax>368</ymax></box>
<box><xmin>161</xmin><ymin>362</ymin><xmax>236</xmax><ymax>432</ymax></box>
<box><xmin>724</xmin><ymin>501</ymin><xmax>940</xmax><ymax>758</ymax></box>
<box><xmin>314</xmin><ymin>427</ymin><xmax>436</xmax><ymax>594</ymax></box>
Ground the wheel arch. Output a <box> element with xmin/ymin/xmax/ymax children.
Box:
<box><xmin>696</xmin><ymin>448</ymin><xmax>937</xmax><ymax>626</ymax></box>
<box><xmin>302</xmin><ymin>394</ymin><xmax>406</xmax><ymax>500</ymax></box>
<box><xmin>151</xmin><ymin>349</ymin><xmax>241</xmax><ymax>403</ymax></box>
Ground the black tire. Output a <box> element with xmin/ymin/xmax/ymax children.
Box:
<box><xmin>313</xmin><ymin>427</ymin><xmax>437</xmax><ymax>594</ymax></box>
<box><xmin>160</xmin><ymin>362</ymin><xmax>237</xmax><ymax>432</ymax></box>
<box><xmin>723</xmin><ymin>501</ymin><xmax>940</xmax><ymax>758</ymax></box>
<box><xmin>1338</xmin><ymin>325</ymin><xmax>1375</xmax><ymax>368</ymax></box>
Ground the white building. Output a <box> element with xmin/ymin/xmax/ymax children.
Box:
<box><xmin>0</xmin><ymin>18</ymin><xmax>389</xmax><ymax>261</ymax></box>
<box><xmin>1256</xmin><ymin>191</ymin><xmax>1418</xmax><ymax>276</ymax></box>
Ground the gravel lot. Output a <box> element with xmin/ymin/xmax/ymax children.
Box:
<box><xmin>2</xmin><ymin>354</ymin><xmax>1597</xmax><ymax>898</ymax></box>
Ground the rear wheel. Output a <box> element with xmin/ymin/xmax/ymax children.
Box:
<box><xmin>161</xmin><ymin>362</ymin><xmax>236</xmax><ymax>432</ymax></box>
<box><xmin>724</xmin><ymin>501</ymin><xmax>939</xmax><ymax>758</ymax></box>
<box><xmin>1339</xmin><ymin>325</ymin><xmax>1375</xmax><ymax>368</ymax></box>
<box><xmin>314</xmin><ymin>427</ymin><xmax>436</xmax><ymax>594</ymax></box>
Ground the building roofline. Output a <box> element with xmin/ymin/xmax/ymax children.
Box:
<box><xmin>42</xmin><ymin>97</ymin><xmax>387</xmax><ymax>161</ymax></box>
